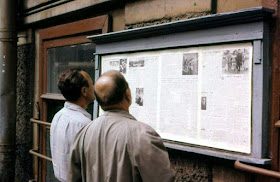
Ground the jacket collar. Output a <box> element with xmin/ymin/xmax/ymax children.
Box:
<box><xmin>64</xmin><ymin>101</ymin><xmax>91</xmax><ymax>119</ymax></box>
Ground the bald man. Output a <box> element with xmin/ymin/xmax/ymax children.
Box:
<box><xmin>68</xmin><ymin>70</ymin><xmax>175</xmax><ymax>182</ymax></box>
<box><xmin>50</xmin><ymin>68</ymin><xmax>95</xmax><ymax>182</ymax></box>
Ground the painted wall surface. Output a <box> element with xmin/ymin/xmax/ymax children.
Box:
<box><xmin>17</xmin><ymin>0</ymin><xmax>277</xmax><ymax>181</ymax></box>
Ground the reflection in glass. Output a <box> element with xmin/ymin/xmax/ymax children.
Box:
<box><xmin>47</xmin><ymin>43</ymin><xmax>96</xmax><ymax>93</ymax></box>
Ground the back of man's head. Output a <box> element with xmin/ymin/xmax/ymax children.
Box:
<box><xmin>58</xmin><ymin>68</ymin><xmax>89</xmax><ymax>101</ymax></box>
<box><xmin>94</xmin><ymin>70</ymin><xmax>129</xmax><ymax>107</ymax></box>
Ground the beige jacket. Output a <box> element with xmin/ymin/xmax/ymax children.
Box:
<box><xmin>68</xmin><ymin>109</ymin><xmax>175</xmax><ymax>182</ymax></box>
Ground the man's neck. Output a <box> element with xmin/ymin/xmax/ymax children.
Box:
<box><xmin>69</xmin><ymin>99</ymin><xmax>87</xmax><ymax>109</ymax></box>
<box><xmin>102</xmin><ymin>104</ymin><xmax>129</xmax><ymax>113</ymax></box>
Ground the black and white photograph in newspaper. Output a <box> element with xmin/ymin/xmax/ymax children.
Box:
<box><xmin>222</xmin><ymin>48</ymin><xmax>250</xmax><ymax>74</ymax></box>
<box><xmin>119</xmin><ymin>58</ymin><xmax>127</xmax><ymax>74</ymax></box>
<box><xmin>182</xmin><ymin>53</ymin><xmax>198</xmax><ymax>75</ymax></box>
<box><xmin>135</xmin><ymin>88</ymin><xmax>144</xmax><ymax>106</ymax></box>
<box><xmin>201</xmin><ymin>96</ymin><xmax>207</xmax><ymax>110</ymax></box>
<box><xmin>129</xmin><ymin>58</ymin><xmax>145</xmax><ymax>68</ymax></box>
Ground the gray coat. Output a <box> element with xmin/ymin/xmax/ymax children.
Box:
<box><xmin>68</xmin><ymin>109</ymin><xmax>175</xmax><ymax>182</ymax></box>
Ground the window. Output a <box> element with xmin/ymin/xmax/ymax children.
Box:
<box><xmin>31</xmin><ymin>15</ymin><xmax>109</xmax><ymax>182</ymax></box>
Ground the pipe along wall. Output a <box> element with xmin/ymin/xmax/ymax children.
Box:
<box><xmin>0</xmin><ymin>0</ymin><xmax>17</xmax><ymax>181</ymax></box>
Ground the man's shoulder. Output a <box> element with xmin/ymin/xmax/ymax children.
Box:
<box><xmin>54</xmin><ymin>108</ymin><xmax>91</xmax><ymax>125</ymax></box>
<box><xmin>51</xmin><ymin>108</ymin><xmax>65</xmax><ymax>122</ymax></box>
<box><xmin>92</xmin><ymin>113</ymin><xmax>157</xmax><ymax>135</ymax></box>
<box><xmin>137</xmin><ymin>121</ymin><xmax>159</xmax><ymax>136</ymax></box>
<box><xmin>124</xmin><ymin>118</ymin><xmax>158</xmax><ymax>137</ymax></box>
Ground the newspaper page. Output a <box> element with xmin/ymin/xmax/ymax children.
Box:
<box><xmin>101</xmin><ymin>53</ymin><xmax>160</xmax><ymax>129</ymax></box>
<box><xmin>158</xmin><ymin>51</ymin><xmax>198</xmax><ymax>140</ymax></box>
<box><xmin>196</xmin><ymin>44</ymin><xmax>252</xmax><ymax>153</ymax></box>
<box><xmin>100</xmin><ymin>42</ymin><xmax>252</xmax><ymax>154</ymax></box>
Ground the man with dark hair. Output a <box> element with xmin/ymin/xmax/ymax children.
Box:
<box><xmin>68</xmin><ymin>70</ymin><xmax>175</xmax><ymax>182</ymax></box>
<box><xmin>50</xmin><ymin>68</ymin><xmax>95</xmax><ymax>182</ymax></box>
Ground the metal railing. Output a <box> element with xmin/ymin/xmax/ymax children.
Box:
<box><xmin>29</xmin><ymin>118</ymin><xmax>52</xmax><ymax>161</ymax></box>
<box><xmin>234</xmin><ymin>120</ymin><xmax>280</xmax><ymax>179</ymax></box>
<box><xmin>235</xmin><ymin>161</ymin><xmax>280</xmax><ymax>179</ymax></box>
<box><xmin>29</xmin><ymin>147</ymin><xmax>52</xmax><ymax>162</ymax></box>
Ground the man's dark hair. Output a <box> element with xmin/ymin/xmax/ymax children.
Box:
<box><xmin>95</xmin><ymin>72</ymin><xmax>128</xmax><ymax>107</ymax></box>
<box><xmin>57</xmin><ymin>68</ymin><xmax>89</xmax><ymax>101</ymax></box>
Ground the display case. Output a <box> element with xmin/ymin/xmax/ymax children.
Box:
<box><xmin>88</xmin><ymin>7</ymin><xmax>274</xmax><ymax>164</ymax></box>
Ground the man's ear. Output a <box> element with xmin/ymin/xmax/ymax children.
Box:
<box><xmin>125</xmin><ymin>88</ymin><xmax>132</xmax><ymax>104</ymax></box>
<box><xmin>81</xmin><ymin>87</ymin><xmax>87</xmax><ymax>97</ymax></box>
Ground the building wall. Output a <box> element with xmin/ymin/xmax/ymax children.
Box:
<box><xmin>16</xmin><ymin>30</ymin><xmax>35</xmax><ymax>182</ymax></box>
<box><xmin>17</xmin><ymin>0</ymin><xmax>277</xmax><ymax>181</ymax></box>
<box><xmin>217</xmin><ymin>0</ymin><xmax>262</xmax><ymax>13</ymax></box>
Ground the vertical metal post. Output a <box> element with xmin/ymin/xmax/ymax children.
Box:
<box><xmin>0</xmin><ymin>0</ymin><xmax>17</xmax><ymax>181</ymax></box>
<box><xmin>93</xmin><ymin>53</ymin><xmax>100</xmax><ymax>119</ymax></box>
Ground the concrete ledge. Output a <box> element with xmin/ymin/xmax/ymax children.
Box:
<box><xmin>164</xmin><ymin>142</ymin><xmax>271</xmax><ymax>165</ymax></box>
<box><xmin>23</xmin><ymin>0</ymin><xmax>111</xmax><ymax>24</ymax></box>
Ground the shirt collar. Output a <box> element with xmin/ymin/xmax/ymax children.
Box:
<box><xmin>64</xmin><ymin>101</ymin><xmax>91</xmax><ymax>119</ymax></box>
<box><xmin>102</xmin><ymin>109</ymin><xmax>136</xmax><ymax>120</ymax></box>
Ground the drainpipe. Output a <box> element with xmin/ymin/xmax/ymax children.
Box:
<box><xmin>0</xmin><ymin>0</ymin><xmax>17</xmax><ymax>181</ymax></box>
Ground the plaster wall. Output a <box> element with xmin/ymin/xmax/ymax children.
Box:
<box><xmin>217</xmin><ymin>0</ymin><xmax>261</xmax><ymax>13</ymax></box>
<box><xmin>110</xmin><ymin>7</ymin><xmax>125</xmax><ymax>32</ymax></box>
<box><xmin>124</xmin><ymin>0</ymin><xmax>212</xmax><ymax>24</ymax></box>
